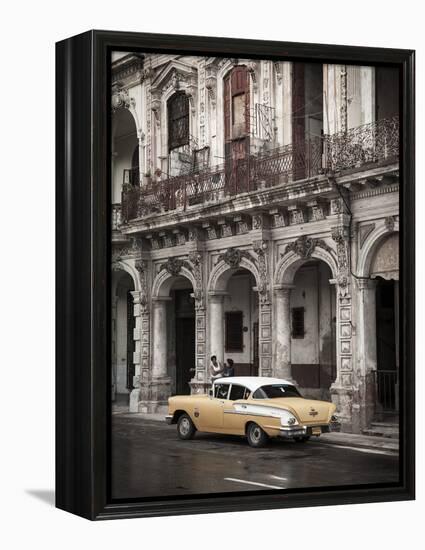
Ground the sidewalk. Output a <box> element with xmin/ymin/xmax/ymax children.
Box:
<box><xmin>113</xmin><ymin>410</ymin><xmax>399</xmax><ymax>453</ymax></box>
<box><xmin>318</xmin><ymin>432</ymin><xmax>398</xmax><ymax>453</ymax></box>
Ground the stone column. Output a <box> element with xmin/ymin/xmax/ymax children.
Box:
<box><xmin>330</xmin><ymin>281</ymin><xmax>355</xmax><ymax>432</ymax></box>
<box><xmin>152</xmin><ymin>297</ymin><xmax>170</xmax><ymax>377</ymax></box>
<box><xmin>150</xmin><ymin>297</ymin><xmax>172</xmax><ymax>412</ymax></box>
<box><xmin>129</xmin><ymin>291</ymin><xmax>142</xmax><ymax>413</ymax></box>
<box><xmin>208</xmin><ymin>292</ymin><xmax>227</xmax><ymax>367</ymax></box>
<box><xmin>273</xmin><ymin>285</ymin><xmax>295</xmax><ymax>381</ymax></box>
<box><xmin>356</xmin><ymin>278</ymin><xmax>377</xmax><ymax>428</ymax></box>
<box><xmin>189</xmin><ymin>304</ymin><xmax>209</xmax><ymax>395</ymax></box>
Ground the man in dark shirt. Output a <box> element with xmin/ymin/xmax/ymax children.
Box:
<box><xmin>224</xmin><ymin>358</ymin><xmax>235</xmax><ymax>377</ymax></box>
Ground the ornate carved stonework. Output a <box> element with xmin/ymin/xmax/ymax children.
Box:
<box><xmin>187</xmin><ymin>251</ymin><xmax>204</xmax><ymax>308</ymax></box>
<box><xmin>135</xmin><ymin>260</ymin><xmax>149</xmax><ymax>314</ymax></box>
<box><xmin>150</xmin><ymin>90</ymin><xmax>161</xmax><ymax>124</ymax></box>
<box><xmin>274</xmin><ymin>62</ymin><xmax>283</xmax><ymax>85</ymax></box>
<box><xmin>284</xmin><ymin>236</ymin><xmax>317</xmax><ymax>259</ymax></box>
<box><xmin>206</xmin><ymin>226</ymin><xmax>218</xmax><ymax>240</ymax></box>
<box><xmin>216</xmin><ymin>247</ymin><xmax>251</xmax><ymax>269</ymax></box>
<box><xmin>253</xmin><ymin>240</ymin><xmax>270</xmax><ymax>304</ymax></box>
<box><xmin>252</xmin><ymin>215</ymin><xmax>263</xmax><ymax>230</ymax></box>
<box><xmin>282</xmin><ymin>236</ymin><xmax>334</xmax><ymax>262</ymax></box>
<box><xmin>221</xmin><ymin>224</ymin><xmax>233</xmax><ymax>238</ymax></box>
<box><xmin>205</xmin><ymin>65</ymin><xmax>218</xmax><ymax>106</ymax></box>
<box><xmin>309</xmin><ymin>201</ymin><xmax>326</xmax><ymax>221</ymax></box>
<box><xmin>160</xmin><ymin>257</ymin><xmax>184</xmax><ymax>276</ymax></box>
<box><xmin>246</xmin><ymin>61</ymin><xmax>258</xmax><ymax>92</ymax></box>
<box><xmin>340</xmin><ymin>66</ymin><xmax>348</xmax><ymax>133</ymax></box>
<box><xmin>288</xmin><ymin>206</ymin><xmax>305</xmax><ymax>225</ymax></box>
<box><xmin>385</xmin><ymin>216</ymin><xmax>396</xmax><ymax>232</ymax></box>
<box><xmin>111</xmin><ymin>87</ymin><xmax>134</xmax><ymax>112</ymax></box>
<box><xmin>332</xmin><ymin>227</ymin><xmax>350</xmax><ymax>296</ymax></box>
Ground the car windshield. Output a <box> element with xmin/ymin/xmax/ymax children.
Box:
<box><xmin>253</xmin><ymin>384</ymin><xmax>301</xmax><ymax>399</ymax></box>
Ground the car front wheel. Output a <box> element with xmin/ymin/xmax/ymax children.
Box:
<box><xmin>177</xmin><ymin>413</ymin><xmax>196</xmax><ymax>440</ymax></box>
<box><xmin>246</xmin><ymin>422</ymin><xmax>269</xmax><ymax>448</ymax></box>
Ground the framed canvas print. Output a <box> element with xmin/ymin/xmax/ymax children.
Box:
<box><xmin>56</xmin><ymin>30</ymin><xmax>415</xmax><ymax>520</ymax></box>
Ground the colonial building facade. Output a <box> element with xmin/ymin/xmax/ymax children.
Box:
<box><xmin>111</xmin><ymin>52</ymin><xmax>399</xmax><ymax>433</ymax></box>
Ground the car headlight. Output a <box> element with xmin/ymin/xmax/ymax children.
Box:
<box><xmin>331</xmin><ymin>414</ymin><xmax>339</xmax><ymax>422</ymax></box>
<box><xmin>279</xmin><ymin>410</ymin><xmax>299</xmax><ymax>426</ymax></box>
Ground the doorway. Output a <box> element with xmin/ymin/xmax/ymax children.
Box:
<box><xmin>375</xmin><ymin>278</ymin><xmax>398</xmax><ymax>414</ymax></box>
<box><xmin>174</xmin><ymin>289</ymin><xmax>195</xmax><ymax>395</ymax></box>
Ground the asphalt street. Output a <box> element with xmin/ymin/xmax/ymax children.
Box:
<box><xmin>111</xmin><ymin>416</ymin><xmax>399</xmax><ymax>499</ymax></box>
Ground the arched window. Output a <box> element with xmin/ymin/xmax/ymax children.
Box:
<box><xmin>168</xmin><ymin>92</ymin><xmax>189</xmax><ymax>151</ymax></box>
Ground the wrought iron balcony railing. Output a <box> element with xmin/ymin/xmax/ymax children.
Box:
<box><xmin>120</xmin><ymin>116</ymin><xmax>399</xmax><ymax>223</ymax></box>
<box><xmin>325</xmin><ymin>115</ymin><xmax>399</xmax><ymax>172</ymax></box>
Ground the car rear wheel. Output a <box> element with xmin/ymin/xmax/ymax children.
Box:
<box><xmin>294</xmin><ymin>436</ymin><xmax>310</xmax><ymax>443</ymax></box>
<box><xmin>246</xmin><ymin>422</ymin><xmax>269</xmax><ymax>448</ymax></box>
<box><xmin>177</xmin><ymin>413</ymin><xmax>196</xmax><ymax>440</ymax></box>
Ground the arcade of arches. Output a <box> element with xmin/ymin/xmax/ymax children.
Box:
<box><xmin>111</xmin><ymin>226</ymin><xmax>399</xmax><ymax>433</ymax></box>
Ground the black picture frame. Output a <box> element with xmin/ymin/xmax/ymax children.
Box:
<box><xmin>56</xmin><ymin>30</ymin><xmax>415</xmax><ymax>521</ymax></box>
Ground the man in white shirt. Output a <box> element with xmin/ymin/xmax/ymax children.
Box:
<box><xmin>209</xmin><ymin>355</ymin><xmax>224</xmax><ymax>382</ymax></box>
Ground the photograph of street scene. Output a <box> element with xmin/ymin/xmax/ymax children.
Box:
<box><xmin>110</xmin><ymin>51</ymin><xmax>400</xmax><ymax>499</ymax></box>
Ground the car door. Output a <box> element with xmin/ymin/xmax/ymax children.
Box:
<box><xmin>223</xmin><ymin>384</ymin><xmax>249</xmax><ymax>434</ymax></box>
<box><xmin>196</xmin><ymin>383</ymin><xmax>229</xmax><ymax>432</ymax></box>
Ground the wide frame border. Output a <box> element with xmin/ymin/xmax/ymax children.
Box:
<box><xmin>56</xmin><ymin>30</ymin><xmax>415</xmax><ymax>520</ymax></box>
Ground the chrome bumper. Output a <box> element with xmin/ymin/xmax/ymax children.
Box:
<box><xmin>165</xmin><ymin>414</ymin><xmax>173</xmax><ymax>425</ymax></box>
<box><xmin>276</xmin><ymin>421</ymin><xmax>341</xmax><ymax>438</ymax></box>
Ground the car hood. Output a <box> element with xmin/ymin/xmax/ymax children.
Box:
<box><xmin>250</xmin><ymin>397</ymin><xmax>335</xmax><ymax>424</ymax></box>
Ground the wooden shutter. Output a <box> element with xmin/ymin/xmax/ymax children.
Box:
<box><xmin>225</xmin><ymin>311</ymin><xmax>244</xmax><ymax>352</ymax></box>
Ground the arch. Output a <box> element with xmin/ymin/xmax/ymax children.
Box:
<box><xmin>274</xmin><ymin>247</ymin><xmax>338</xmax><ymax>287</ymax></box>
<box><xmin>151</xmin><ymin>265</ymin><xmax>196</xmax><ymax>299</ymax></box>
<box><xmin>112</xmin><ymin>107</ymin><xmax>139</xmax><ymax>202</ymax></box>
<box><xmin>111</xmin><ymin>260</ymin><xmax>140</xmax><ymax>292</ymax></box>
<box><xmin>357</xmin><ymin>221</ymin><xmax>399</xmax><ymax>278</ymax></box>
<box><xmin>208</xmin><ymin>256</ymin><xmax>261</xmax><ymax>293</ymax></box>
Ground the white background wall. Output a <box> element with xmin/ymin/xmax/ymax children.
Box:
<box><xmin>0</xmin><ymin>1</ymin><xmax>422</xmax><ymax>548</ymax></box>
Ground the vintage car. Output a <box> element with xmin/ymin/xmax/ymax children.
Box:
<box><xmin>166</xmin><ymin>376</ymin><xmax>341</xmax><ymax>447</ymax></box>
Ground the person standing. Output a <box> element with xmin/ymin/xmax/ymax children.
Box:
<box><xmin>224</xmin><ymin>358</ymin><xmax>235</xmax><ymax>377</ymax></box>
<box><xmin>209</xmin><ymin>355</ymin><xmax>224</xmax><ymax>382</ymax></box>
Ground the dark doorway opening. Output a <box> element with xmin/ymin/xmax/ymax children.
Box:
<box><xmin>376</xmin><ymin>278</ymin><xmax>398</xmax><ymax>414</ymax></box>
<box><xmin>174</xmin><ymin>289</ymin><xmax>195</xmax><ymax>395</ymax></box>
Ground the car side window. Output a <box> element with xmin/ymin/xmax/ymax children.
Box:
<box><xmin>214</xmin><ymin>383</ymin><xmax>230</xmax><ymax>400</ymax></box>
<box><xmin>229</xmin><ymin>384</ymin><xmax>247</xmax><ymax>401</ymax></box>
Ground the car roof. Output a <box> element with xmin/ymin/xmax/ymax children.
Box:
<box><xmin>213</xmin><ymin>376</ymin><xmax>295</xmax><ymax>392</ymax></box>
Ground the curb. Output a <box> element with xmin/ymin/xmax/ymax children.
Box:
<box><xmin>317</xmin><ymin>434</ymin><xmax>399</xmax><ymax>453</ymax></box>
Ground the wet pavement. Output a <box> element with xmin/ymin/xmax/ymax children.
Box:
<box><xmin>111</xmin><ymin>415</ymin><xmax>399</xmax><ymax>499</ymax></box>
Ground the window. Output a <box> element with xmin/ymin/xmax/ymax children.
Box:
<box><xmin>168</xmin><ymin>93</ymin><xmax>189</xmax><ymax>151</ymax></box>
<box><xmin>291</xmin><ymin>307</ymin><xmax>305</xmax><ymax>338</ymax></box>
<box><xmin>225</xmin><ymin>311</ymin><xmax>243</xmax><ymax>352</ymax></box>
<box><xmin>223</xmin><ymin>66</ymin><xmax>250</xmax><ymax>142</ymax></box>
<box><xmin>229</xmin><ymin>384</ymin><xmax>246</xmax><ymax>401</ymax></box>
<box><xmin>253</xmin><ymin>384</ymin><xmax>302</xmax><ymax>399</ymax></box>
<box><xmin>232</xmin><ymin>93</ymin><xmax>246</xmax><ymax>137</ymax></box>
<box><xmin>214</xmin><ymin>383</ymin><xmax>230</xmax><ymax>400</ymax></box>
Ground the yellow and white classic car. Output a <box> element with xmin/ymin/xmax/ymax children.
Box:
<box><xmin>166</xmin><ymin>376</ymin><xmax>341</xmax><ymax>447</ymax></box>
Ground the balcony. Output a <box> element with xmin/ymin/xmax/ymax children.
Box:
<box><xmin>121</xmin><ymin>116</ymin><xmax>399</xmax><ymax>223</ymax></box>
